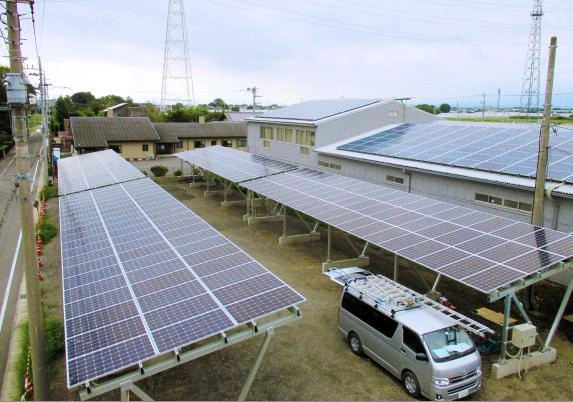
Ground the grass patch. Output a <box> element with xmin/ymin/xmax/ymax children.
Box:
<box><xmin>37</xmin><ymin>213</ymin><xmax>58</xmax><ymax>244</ymax></box>
<box><xmin>39</xmin><ymin>184</ymin><xmax>58</xmax><ymax>200</ymax></box>
<box><xmin>44</xmin><ymin>317</ymin><xmax>65</xmax><ymax>362</ymax></box>
<box><xmin>12</xmin><ymin>322</ymin><xmax>30</xmax><ymax>400</ymax></box>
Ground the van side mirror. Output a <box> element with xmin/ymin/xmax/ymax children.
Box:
<box><xmin>415</xmin><ymin>353</ymin><xmax>428</xmax><ymax>361</ymax></box>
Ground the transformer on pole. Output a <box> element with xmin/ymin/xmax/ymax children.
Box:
<box><xmin>160</xmin><ymin>0</ymin><xmax>195</xmax><ymax>110</ymax></box>
<box><xmin>520</xmin><ymin>0</ymin><xmax>543</xmax><ymax>116</ymax></box>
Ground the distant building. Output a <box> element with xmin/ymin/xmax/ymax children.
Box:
<box><xmin>246</xmin><ymin>99</ymin><xmax>437</xmax><ymax>167</ymax></box>
<box><xmin>70</xmin><ymin>117</ymin><xmax>247</xmax><ymax>159</ymax></box>
<box><xmin>224</xmin><ymin>111</ymin><xmax>255</xmax><ymax>122</ymax></box>
<box><xmin>104</xmin><ymin>103</ymin><xmax>148</xmax><ymax>118</ymax></box>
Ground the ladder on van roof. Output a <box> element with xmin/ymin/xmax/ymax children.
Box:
<box><xmin>345</xmin><ymin>274</ymin><xmax>494</xmax><ymax>337</ymax></box>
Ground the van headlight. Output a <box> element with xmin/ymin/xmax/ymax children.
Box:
<box><xmin>476</xmin><ymin>366</ymin><xmax>482</xmax><ymax>376</ymax></box>
<box><xmin>433</xmin><ymin>377</ymin><xmax>450</xmax><ymax>386</ymax></box>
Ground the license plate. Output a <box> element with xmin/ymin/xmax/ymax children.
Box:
<box><xmin>458</xmin><ymin>389</ymin><xmax>469</xmax><ymax>398</ymax></box>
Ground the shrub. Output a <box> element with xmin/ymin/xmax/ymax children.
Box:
<box><xmin>37</xmin><ymin>213</ymin><xmax>58</xmax><ymax>244</ymax></box>
<box><xmin>174</xmin><ymin>169</ymin><xmax>182</xmax><ymax>176</ymax></box>
<box><xmin>150</xmin><ymin>165</ymin><xmax>168</xmax><ymax>177</ymax></box>
<box><xmin>44</xmin><ymin>317</ymin><xmax>64</xmax><ymax>362</ymax></box>
<box><xmin>13</xmin><ymin>322</ymin><xmax>29</xmax><ymax>399</ymax></box>
<box><xmin>40</xmin><ymin>185</ymin><xmax>58</xmax><ymax>200</ymax></box>
<box><xmin>141</xmin><ymin>170</ymin><xmax>148</xmax><ymax>176</ymax></box>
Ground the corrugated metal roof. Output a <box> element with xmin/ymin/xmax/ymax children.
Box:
<box><xmin>252</xmin><ymin>99</ymin><xmax>383</xmax><ymax>122</ymax></box>
<box><xmin>153</xmin><ymin>122</ymin><xmax>246</xmax><ymax>139</ymax></box>
<box><xmin>224</xmin><ymin>112</ymin><xmax>255</xmax><ymax>122</ymax></box>
<box><xmin>71</xmin><ymin>117</ymin><xmax>159</xmax><ymax>148</ymax></box>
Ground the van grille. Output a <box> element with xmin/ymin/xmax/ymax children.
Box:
<box><xmin>447</xmin><ymin>380</ymin><xmax>478</xmax><ymax>395</ymax></box>
<box><xmin>450</xmin><ymin>369</ymin><xmax>477</xmax><ymax>384</ymax></box>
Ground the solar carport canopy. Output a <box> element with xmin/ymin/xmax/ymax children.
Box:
<box><xmin>58</xmin><ymin>149</ymin><xmax>145</xmax><ymax>195</ymax></box>
<box><xmin>59</xmin><ymin>153</ymin><xmax>304</xmax><ymax>388</ymax></box>
<box><xmin>176</xmin><ymin>145</ymin><xmax>298</xmax><ymax>183</ymax></box>
<box><xmin>241</xmin><ymin>168</ymin><xmax>573</xmax><ymax>294</ymax></box>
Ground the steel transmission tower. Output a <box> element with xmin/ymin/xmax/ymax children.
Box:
<box><xmin>520</xmin><ymin>0</ymin><xmax>543</xmax><ymax>114</ymax></box>
<box><xmin>161</xmin><ymin>0</ymin><xmax>195</xmax><ymax>110</ymax></box>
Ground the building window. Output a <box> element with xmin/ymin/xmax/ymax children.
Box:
<box><xmin>109</xmin><ymin>145</ymin><xmax>122</xmax><ymax>154</ymax></box>
<box><xmin>276</xmin><ymin>127</ymin><xmax>294</xmax><ymax>143</ymax></box>
<box><xmin>211</xmin><ymin>140</ymin><xmax>217</xmax><ymax>146</ymax></box>
<box><xmin>475</xmin><ymin>193</ymin><xmax>532</xmax><ymax>212</ymax></box>
<box><xmin>386</xmin><ymin>175</ymin><xmax>404</xmax><ymax>184</ymax></box>
<box><xmin>176</xmin><ymin>141</ymin><xmax>183</xmax><ymax>148</ymax></box>
<box><xmin>142</xmin><ymin>144</ymin><xmax>149</xmax><ymax>152</ymax></box>
<box><xmin>194</xmin><ymin>140</ymin><xmax>205</xmax><ymax>148</ymax></box>
<box><xmin>221</xmin><ymin>140</ymin><xmax>231</xmax><ymax>147</ymax></box>
<box><xmin>318</xmin><ymin>160</ymin><xmax>341</xmax><ymax>170</ymax></box>
<box><xmin>260</xmin><ymin>126</ymin><xmax>273</xmax><ymax>149</ymax></box>
<box><xmin>296</xmin><ymin>129</ymin><xmax>315</xmax><ymax>155</ymax></box>
<box><xmin>237</xmin><ymin>139</ymin><xmax>247</xmax><ymax>147</ymax></box>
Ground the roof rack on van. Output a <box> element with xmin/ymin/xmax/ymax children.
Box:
<box><xmin>345</xmin><ymin>274</ymin><xmax>494</xmax><ymax>337</ymax></box>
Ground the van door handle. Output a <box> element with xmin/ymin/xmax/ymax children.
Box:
<box><xmin>400</xmin><ymin>348</ymin><xmax>407</xmax><ymax>354</ymax></box>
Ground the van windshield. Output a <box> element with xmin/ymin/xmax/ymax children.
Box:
<box><xmin>423</xmin><ymin>327</ymin><xmax>476</xmax><ymax>363</ymax></box>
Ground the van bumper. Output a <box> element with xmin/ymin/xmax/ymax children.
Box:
<box><xmin>432</xmin><ymin>377</ymin><xmax>481</xmax><ymax>401</ymax></box>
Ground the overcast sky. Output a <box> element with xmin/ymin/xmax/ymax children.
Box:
<box><xmin>9</xmin><ymin>0</ymin><xmax>573</xmax><ymax>108</ymax></box>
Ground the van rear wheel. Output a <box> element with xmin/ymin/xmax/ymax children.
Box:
<box><xmin>402</xmin><ymin>370</ymin><xmax>421</xmax><ymax>398</ymax></box>
<box><xmin>348</xmin><ymin>332</ymin><xmax>363</xmax><ymax>355</ymax></box>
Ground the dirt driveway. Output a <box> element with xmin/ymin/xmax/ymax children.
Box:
<box><xmin>48</xmin><ymin>179</ymin><xmax>573</xmax><ymax>400</ymax></box>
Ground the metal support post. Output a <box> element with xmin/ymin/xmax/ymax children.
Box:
<box><xmin>238</xmin><ymin>328</ymin><xmax>275</xmax><ymax>401</ymax></box>
<box><xmin>312</xmin><ymin>222</ymin><xmax>319</xmax><ymax>233</ymax></box>
<box><xmin>543</xmin><ymin>274</ymin><xmax>573</xmax><ymax>351</ymax></box>
<box><xmin>246</xmin><ymin>189</ymin><xmax>251</xmax><ymax>217</ymax></box>
<box><xmin>326</xmin><ymin>225</ymin><xmax>332</xmax><ymax>264</ymax></box>
<box><xmin>498</xmin><ymin>294</ymin><xmax>513</xmax><ymax>363</ymax></box>
<box><xmin>360</xmin><ymin>241</ymin><xmax>368</xmax><ymax>258</ymax></box>
<box><xmin>393</xmin><ymin>254</ymin><xmax>398</xmax><ymax>281</ymax></box>
<box><xmin>7</xmin><ymin>1</ymin><xmax>49</xmax><ymax>399</ymax></box>
<box><xmin>431</xmin><ymin>274</ymin><xmax>441</xmax><ymax>293</ymax></box>
<box><xmin>282</xmin><ymin>206</ymin><xmax>287</xmax><ymax>237</ymax></box>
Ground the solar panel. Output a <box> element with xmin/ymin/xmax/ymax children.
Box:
<box><xmin>58</xmin><ymin>150</ymin><xmax>145</xmax><ymax>195</ymax></box>
<box><xmin>240</xmin><ymin>168</ymin><xmax>573</xmax><ymax>294</ymax></box>
<box><xmin>337</xmin><ymin>122</ymin><xmax>573</xmax><ymax>184</ymax></box>
<box><xmin>176</xmin><ymin>146</ymin><xmax>298</xmax><ymax>183</ymax></box>
<box><xmin>60</xmin><ymin>177</ymin><xmax>304</xmax><ymax>387</ymax></box>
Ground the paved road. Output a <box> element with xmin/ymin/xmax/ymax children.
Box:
<box><xmin>0</xmin><ymin>135</ymin><xmax>44</xmax><ymax>397</ymax></box>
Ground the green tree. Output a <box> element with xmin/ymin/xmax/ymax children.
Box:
<box><xmin>0</xmin><ymin>65</ymin><xmax>12</xmax><ymax>148</ymax></box>
<box><xmin>209</xmin><ymin>98</ymin><xmax>228</xmax><ymax>111</ymax></box>
<box><xmin>71</xmin><ymin>91</ymin><xmax>96</xmax><ymax>105</ymax></box>
<box><xmin>416</xmin><ymin>104</ymin><xmax>439</xmax><ymax>114</ymax></box>
<box><xmin>53</xmin><ymin>96</ymin><xmax>75</xmax><ymax>132</ymax></box>
<box><xmin>439</xmin><ymin>103</ymin><xmax>451</xmax><ymax>113</ymax></box>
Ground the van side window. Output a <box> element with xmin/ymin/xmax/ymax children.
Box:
<box><xmin>342</xmin><ymin>292</ymin><xmax>398</xmax><ymax>338</ymax></box>
<box><xmin>403</xmin><ymin>326</ymin><xmax>425</xmax><ymax>354</ymax></box>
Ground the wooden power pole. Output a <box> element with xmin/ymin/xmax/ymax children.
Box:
<box><xmin>6</xmin><ymin>0</ymin><xmax>49</xmax><ymax>399</ymax></box>
<box><xmin>532</xmin><ymin>36</ymin><xmax>557</xmax><ymax>227</ymax></box>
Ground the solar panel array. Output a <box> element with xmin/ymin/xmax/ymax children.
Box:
<box><xmin>257</xmin><ymin>99</ymin><xmax>381</xmax><ymax>121</ymax></box>
<box><xmin>60</xmin><ymin>177</ymin><xmax>304</xmax><ymax>387</ymax></box>
<box><xmin>176</xmin><ymin>145</ymin><xmax>298</xmax><ymax>183</ymax></box>
<box><xmin>337</xmin><ymin>122</ymin><xmax>573</xmax><ymax>183</ymax></box>
<box><xmin>58</xmin><ymin>150</ymin><xmax>145</xmax><ymax>195</ymax></box>
<box><xmin>241</xmin><ymin>168</ymin><xmax>573</xmax><ymax>294</ymax></box>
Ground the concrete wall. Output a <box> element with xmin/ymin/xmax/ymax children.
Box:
<box><xmin>109</xmin><ymin>141</ymin><xmax>154</xmax><ymax>160</ymax></box>
<box><xmin>247</xmin><ymin>101</ymin><xmax>436</xmax><ymax>168</ymax></box>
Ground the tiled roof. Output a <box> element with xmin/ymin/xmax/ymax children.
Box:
<box><xmin>70</xmin><ymin>117</ymin><xmax>159</xmax><ymax>148</ymax></box>
<box><xmin>153</xmin><ymin>122</ymin><xmax>246</xmax><ymax>139</ymax></box>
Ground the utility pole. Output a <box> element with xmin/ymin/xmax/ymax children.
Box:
<box><xmin>247</xmin><ymin>86</ymin><xmax>261</xmax><ymax>113</ymax></box>
<box><xmin>497</xmin><ymin>88</ymin><xmax>501</xmax><ymax>111</ymax></box>
<box><xmin>532</xmin><ymin>36</ymin><xmax>557</xmax><ymax>227</ymax></box>
<box><xmin>6</xmin><ymin>0</ymin><xmax>49</xmax><ymax>399</ymax></box>
<box><xmin>38</xmin><ymin>57</ymin><xmax>49</xmax><ymax>183</ymax></box>
<box><xmin>481</xmin><ymin>93</ymin><xmax>486</xmax><ymax>120</ymax></box>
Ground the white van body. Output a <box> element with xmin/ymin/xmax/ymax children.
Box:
<box><xmin>330</xmin><ymin>269</ymin><xmax>483</xmax><ymax>400</ymax></box>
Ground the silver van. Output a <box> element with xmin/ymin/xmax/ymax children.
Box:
<box><xmin>329</xmin><ymin>268</ymin><xmax>482</xmax><ymax>400</ymax></box>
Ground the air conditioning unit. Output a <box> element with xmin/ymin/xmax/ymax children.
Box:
<box><xmin>511</xmin><ymin>323</ymin><xmax>537</xmax><ymax>348</ymax></box>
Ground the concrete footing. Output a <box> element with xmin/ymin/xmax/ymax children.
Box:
<box><xmin>247</xmin><ymin>215</ymin><xmax>283</xmax><ymax>225</ymax></box>
<box><xmin>279</xmin><ymin>232</ymin><xmax>320</xmax><ymax>245</ymax></box>
<box><xmin>322</xmin><ymin>256</ymin><xmax>370</xmax><ymax>271</ymax></box>
<box><xmin>221</xmin><ymin>200</ymin><xmax>247</xmax><ymax>208</ymax></box>
<box><xmin>491</xmin><ymin>348</ymin><xmax>557</xmax><ymax>379</ymax></box>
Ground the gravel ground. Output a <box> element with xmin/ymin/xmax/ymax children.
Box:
<box><xmin>45</xmin><ymin>178</ymin><xmax>573</xmax><ymax>401</ymax></box>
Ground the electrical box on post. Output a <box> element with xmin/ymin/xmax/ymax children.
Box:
<box><xmin>511</xmin><ymin>323</ymin><xmax>537</xmax><ymax>348</ymax></box>
<box><xmin>4</xmin><ymin>73</ymin><xmax>27</xmax><ymax>104</ymax></box>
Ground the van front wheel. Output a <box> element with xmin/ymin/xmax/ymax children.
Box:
<box><xmin>402</xmin><ymin>371</ymin><xmax>421</xmax><ymax>398</ymax></box>
<box><xmin>348</xmin><ymin>333</ymin><xmax>363</xmax><ymax>355</ymax></box>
